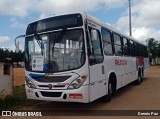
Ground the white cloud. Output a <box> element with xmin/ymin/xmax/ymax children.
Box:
<box><xmin>0</xmin><ymin>0</ymin><xmax>32</xmax><ymax>17</ymax></box>
<box><xmin>33</xmin><ymin>0</ymin><xmax>99</xmax><ymax>14</ymax></box>
<box><xmin>116</xmin><ymin>0</ymin><xmax>160</xmax><ymax>42</ymax></box>
<box><xmin>131</xmin><ymin>0</ymin><xmax>160</xmax><ymax>27</ymax></box>
<box><xmin>103</xmin><ymin>0</ymin><xmax>127</xmax><ymax>9</ymax></box>
<box><xmin>132</xmin><ymin>27</ymin><xmax>160</xmax><ymax>41</ymax></box>
<box><xmin>0</xmin><ymin>0</ymin><xmax>126</xmax><ymax>18</ymax></box>
<box><xmin>116</xmin><ymin>15</ymin><xmax>129</xmax><ymax>31</ymax></box>
<box><xmin>1</xmin><ymin>0</ymin><xmax>160</xmax><ymax>45</ymax></box>
<box><xmin>38</xmin><ymin>13</ymin><xmax>48</xmax><ymax>20</ymax></box>
<box><xmin>0</xmin><ymin>45</ymin><xmax>14</xmax><ymax>51</ymax></box>
<box><xmin>10</xmin><ymin>18</ymin><xmax>26</xmax><ymax>29</ymax></box>
<box><xmin>0</xmin><ymin>44</ymin><xmax>24</xmax><ymax>51</ymax></box>
<box><xmin>0</xmin><ymin>36</ymin><xmax>10</xmax><ymax>43</ymax></box>
<box><xmin>33</xmin><ymin>0</ymin><xmax>127</xmax><ymax>18</ymax></box>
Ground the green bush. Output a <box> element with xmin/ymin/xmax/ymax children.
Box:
<box><xmin>0</xmin><ymin>85</ymin><xmax>41</xmax><ymax>110</ymax></box>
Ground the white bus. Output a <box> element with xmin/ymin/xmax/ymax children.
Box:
<box><xmin>15</xmin><ymin>12</ymin><xmax>149</xmax><ymax>103</ymax></box>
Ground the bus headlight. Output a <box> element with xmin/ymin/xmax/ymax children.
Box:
<box><xmin>25</xmin><ymin>77</ymin><xmax>36</xmax><ymax>89</ymax></box>
<box><xmin>68</xmin><ymin>75</ymin><xmax>87</xmax><ymax>89</ymax></box>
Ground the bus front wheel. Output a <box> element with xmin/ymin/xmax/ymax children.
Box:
<box><xmin>101</xmin><ymin>79</ymin><xmax>112</xmax><ymax>102</ymax></box>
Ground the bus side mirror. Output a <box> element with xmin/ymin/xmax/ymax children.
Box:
<box><xmin>91</xmin><ymin>30</ymin><xmax>98</xmax><ymax>41</ymax></box>
<box><xmin>89</xmin><ymin>54</ymin><xmax>95</xmax><ymax>64</ymax></box>
<box><xmin>15</xmin><ymin>35</ymin><xmax>25</xmax><ymax>53</ymax></box>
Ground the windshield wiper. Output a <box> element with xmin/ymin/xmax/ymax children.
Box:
<box><xmin>51</xmin><ymin>28</ymin><xmax>67</xmax><ymax>54</ymax></box>
<box><xmin>34</xmin><ymin>33</ymin><xmax>44</xmax><ymax>56</ymax></box>
<box><xmin>53</xmin><ymin>28</ymin><xmax>67</xmax><ymax>44</ymax></box>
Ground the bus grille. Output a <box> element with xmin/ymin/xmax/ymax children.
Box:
<box><xmin>38</xmin><ymin>85</ymin><xmax>65</xmax><ymax>88</ymax></box>
<box><xmin>40</xmin><ymin>91</ymin><xmax>62</xmax><ymax>97</ymax></box>
<box><xmin>34</xmin><ymin>76</ymin><xmax>71</xmax><ymax>83</ymax></box>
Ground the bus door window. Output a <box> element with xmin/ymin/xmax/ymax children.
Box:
<box><xmin>87</xmin><ymin>27</ymin><xmax>103</xmax><ymax>65</ymax></box>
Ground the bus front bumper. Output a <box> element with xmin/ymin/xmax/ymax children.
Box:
<box><xmin>25</xmin><ymin>85</ymin><xmax>89</xmax><ymax>103</ymax></box>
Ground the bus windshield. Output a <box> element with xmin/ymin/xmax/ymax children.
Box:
<box><xmin>25</xmin><ymin>29</ymin><xmax>85</xmax><ymax>73</ymax></box>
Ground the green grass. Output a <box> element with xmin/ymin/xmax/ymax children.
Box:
<box><xmin>0</xmin><ymin>85</ymin><xmax>42</xmax><ymax>110</ymax></box>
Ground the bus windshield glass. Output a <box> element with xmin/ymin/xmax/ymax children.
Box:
<box><xmin>25</xmin><ymin>29</ymin><xmax>85</xmax><ymax>73</ymax></box>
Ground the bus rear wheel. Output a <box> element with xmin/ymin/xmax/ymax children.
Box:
<box><xmin>141</xmin><ymin>68</ymin><xmax>144</xmax><ymax>82</ymax></box>
<box><xmin>134</xmin><ymin>70</ymin><xmax>141</xmax><ymax>85</ymax></box>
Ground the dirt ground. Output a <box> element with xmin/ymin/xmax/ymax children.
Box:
<box><xmin>12</xmin><ymin>66</ymin><xmax>160</xmax><ymax>118</ymax></box>
<box><xmin>13</xmin><ymin>68</ymin><xmax>25</xmax><ymax>86</ymax></box>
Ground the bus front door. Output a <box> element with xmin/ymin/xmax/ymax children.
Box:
<box><xmin>87</xmin><ymin>25</ymin><xmax>107</xmax><ymax>102</ymax></box>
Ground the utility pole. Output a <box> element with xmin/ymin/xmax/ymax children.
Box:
<box><xmin>129</xmin><ymin>0</ymin><xmax>132</xmax><ymax>36</ymax></box>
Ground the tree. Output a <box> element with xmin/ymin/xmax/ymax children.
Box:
<box><xmin>158</xmin><ymin>42</ymin><xmax>160</xmax><ymax>57</ymax></box>
<box><xmin>0</xmin><ymin>48</ymin><xmax>24</xmax><ymax>65</ymax></box>
<box><xmin>0</xmin><ymin>48</ymin><xmax>10</xmax><ymax>60</ymax></box>
<box><xmin>146</xmin><ymin>38</ymin><xmax>159</xmax><ymax>65</ymax></box>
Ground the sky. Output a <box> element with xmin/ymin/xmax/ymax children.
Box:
<box><xmin>0</xmin><ymin>0</ymin><xmax>160</xmax><ymax>51</ymax></box>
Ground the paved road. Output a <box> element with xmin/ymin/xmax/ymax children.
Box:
<box><xmin>16</xmin><ymin>66</ymin><xmax>160</xmax><ymax>118</ymax></box>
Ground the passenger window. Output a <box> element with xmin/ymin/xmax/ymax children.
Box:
<box><xmin>123</xmin><ymin>37</ymin><xmax>130</xmax><ymax>56</ymax></box>
<box><xmin>128</xmin><ymin>40</ymin><xmax>135</xmax><ymax>57</ymax></box>
<box><xmin>113</xmin><ymin>34</ymin><xmax>121</xmax><ymax>45</ymax></box>
<box><xmin>135</xmin><ymin>43</ymin><xmax>138</xmax><ymax>56</ymax></box>
<box><xmin>115</xmin><ymin>45</ymin><xmax>122</xmax><ymax>56</ymax></box>
<box><xmin>102</xmin><ymin>28</ymin><xmax>113</xmax><ymax>55</ymax></box>
<box><xmin>113</xmin><ymin>33</ymin><xmax>122</xmax><ymax>56</ymax></box>
<box><xmin>139</xmin><ymin>44</ymin><xmax>143</xmax><ymax>57</ymax></box>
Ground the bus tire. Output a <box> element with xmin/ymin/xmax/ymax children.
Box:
<box><xmin>141</xmin><ymin>68</ymin><xmax>144</xmax><ymax>82</ymax></box>
<box><xmin>101</xmin><ymin>79</ymin><xmax>112</xmax><ymax>102</ymax></box>
<box><xmin>134</xmin><ymin>69</ymin><xmax>141</xmax><ymax>85</ymax></box>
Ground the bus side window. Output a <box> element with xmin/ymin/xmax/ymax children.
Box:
<box><xmin>137</xmin><ymin>44</ymin><xmax>141</xmax><ymax>56</ymax></box>
<box><xmin>113</xmin><ymin>33</ymin><xmax>122</xmax><ymax>56</ymax></box>
<box><xmin>135</xmin><ymin>43</ymin><xmax>138</xmax><ymax>56</ymax></box>
<box><xmin>101</xmin><ymin>28</ymin><xmax>113</xmax><ymax>55</ymax></box>
<box><xmin>88</xmin><ymin>27</ymin><xmax>103</xmax><ymax>65</ymax></box>
<box><xmin>145</xmin><ymin>46</ymin><xmax>148</xmax><ymax>57</ymax></box>
<box><xmin>128</xmin><ymin>40</ymin><xmax>135</xmax><ymax>57</ymax></box>
<box><xmin>122</xmin><ymin>37</ymin><xmax>130</xmax><ymax>56</ymax></box>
